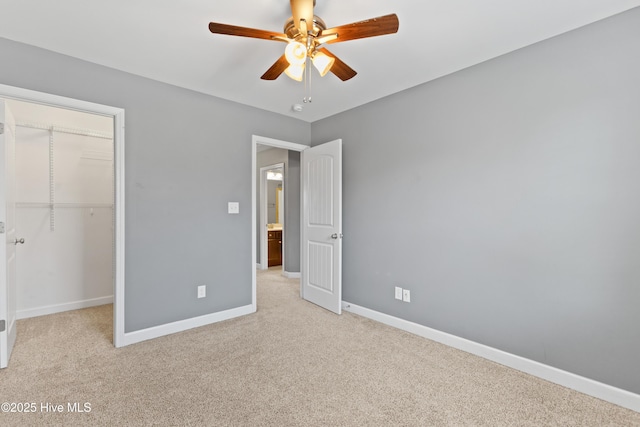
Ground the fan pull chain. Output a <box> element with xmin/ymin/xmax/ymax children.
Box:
<box><xmin>303</xmin><ymin>57</ymin><xmax>312</xmax><ymax>103</ymax></box>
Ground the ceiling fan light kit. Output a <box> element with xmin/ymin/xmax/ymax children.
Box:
<box><xmin>285</xmin><ymin>63</ymin><xmax>306</xmax><ymax>82</ymax></box>
<box><xmin>311</xmin><ymin>51</ymin><xmax>334</xmax><ymax>77</ymax></box>
<box><xmin>208</xmin><ymin>0</ymin><xmax>399</xmax><ymax>83</ymax></box>
<box><xmin>285</xmin><ymin>41</ymin><xmax>307</xmax><ymax>65</ymax></box>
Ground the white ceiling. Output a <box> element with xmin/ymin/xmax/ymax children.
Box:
<box><xmin>1</xmin><ymin>1</ymin><xmax>639</xmax><ymax>122</ymax></box>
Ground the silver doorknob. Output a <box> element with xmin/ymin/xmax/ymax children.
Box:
<box><xmin>330</xmin><ymin>233</ymin><xmax>343</xmax><ymax>239</ymax></box>
<box><xmin>14</xmin><ymin>238</ymin><xmax>25</xmax><ymax>245</ymax></box>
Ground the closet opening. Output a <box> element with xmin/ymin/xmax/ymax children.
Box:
<box><xmin>9</xmin><ymin>99</ymin><xmax>115</xmax><ymax>337</ymax></box>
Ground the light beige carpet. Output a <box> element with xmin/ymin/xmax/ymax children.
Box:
<box><xmin>1</xmin><ymin>268</ymin><xmax>639</xmax><ymax>426</ymax></box>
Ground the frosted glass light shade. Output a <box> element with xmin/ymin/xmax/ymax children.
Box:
<box><xmin>284</xmin><ymin>63</ymin><xmax>305</xmax><ymax>81</ymax></box>
<box><xmin>312</xmin><ymin>51</ymin><xmax>335</xmax><ymax>77</ymax></box>
<box><xmin>267</xmin><ymin>171</ymin><xmax>283</xmax><ymax>181</ymax></box>
<box><xmin>285</xmin><ymin>41</ymin><xmax>307</xmax><ymax>65</ymax></box>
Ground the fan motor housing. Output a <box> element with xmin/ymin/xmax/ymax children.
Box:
<box><xmin>284</xmin><ymin>15</ymin><xmax>327</xmax><ymax>39</ymax></box>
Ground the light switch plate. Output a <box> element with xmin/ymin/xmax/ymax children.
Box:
<box><xmin>228</xmin><ymin>202</ymin><xmax>239</xmax><ymax>214</ymax></box>
<box><xmin>395</xmin><ymin>286</ymin><xmax>403</xmax><ymax>300</ymax></box>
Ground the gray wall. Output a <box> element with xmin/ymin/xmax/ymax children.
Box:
<box><xmin>0</xmin><ymin>37</ymin><xmax>310</xmax><ymax>332</ymax></box>
<box><xmin>256</xmin><ymin>147</ymin><xmax>301</xmax><ymax>273</ymax></box>
<box><xmin>285</xmin><ymin>151</ymin><xmax>301</xmax><ymax>272</ymax></box>
<box><xmin>312</xmin><ymin>9</ymin><xmax>640</xmax><ymax>394</ymax></box>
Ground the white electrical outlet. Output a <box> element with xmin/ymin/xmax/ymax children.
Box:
<box><xmin>402</xmin><ymin>289</ymin><xmax>411</xmax><ymax>303</ymax></box>
<box><xmin>395</xmin><ymin>286</ymin><xmax>403</xmax><ymax>300</ymax></box>
<box><xmin>197</xmin><ymin>285</ymin><xmax>206</xmax><ymax>299</ymax></box>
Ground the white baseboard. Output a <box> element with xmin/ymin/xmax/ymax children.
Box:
<box><xmin>119</xmin><ymin>304</ymin><xmax>255</xmax><ymax>347</ymax></box>
<box><xmin>342</xmin><ymin>301</ymin><xmax>640</xmax><ymax>413</ymax></box>
<box><xmin>17</xmin><ymin>296</ymin><xmax>114</xmax><ymax>320</ymax></box>
<box><xmin>283</xmin><ymin>271</ymin><xmax>301</xmax><ymax>279</ymax></box>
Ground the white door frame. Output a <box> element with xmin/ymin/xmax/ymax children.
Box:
<box><xmin>0</xmin><ymin>100</ymin><xmax>17</xmax><ymax>368</ymax></box>
<box><xmin>0</xmin><ymin>84</ymin><xmax>126</xmax><ymax>348</ymax></box>
<box><xmin>259</xmin><ymin>162</ymin><xmax>285</xmax><ymax>270</ymax></box>
<box><xmin>251</xmin><ymin>135</ymin><xmax>307</xmax><ymax>311</ymax></box>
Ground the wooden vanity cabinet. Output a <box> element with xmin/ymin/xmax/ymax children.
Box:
<box><xmin>268</xmin><ymin>230</ymin><xmax>282</xmax><ymax>267</ymax></box>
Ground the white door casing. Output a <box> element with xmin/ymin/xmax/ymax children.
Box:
<box><xmin>0</xmin><ymin>84</ymin><xmax>126</xmax><ymax>348</ymax></box>
<box><xmin>301</xmin><ymin>139</ymin><xmax>342</xmax><ymax>314</ymax></box>
<box><xmin>0</xmin><ymin>99</ymin><xmax>18</xmax><ymax>368</ymax></box>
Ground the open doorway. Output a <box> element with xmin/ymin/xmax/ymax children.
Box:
<box><xmin>0</xmin><ymin>84</ymin><xmax>125</xmax><ymax>351</ymax></box>
<box><xmin>8</xmin><ymin>99</ymin><xmax>114</xmax><ymax>323</ymax></box>
<box><xmin>251</xmin><ymin>136</ymin><xmax>307</xmax><ymax>311</ymax></box>
<box><xmin>251</xmin><ymin>135</ymin><xmax>344</xmax><ymax>315</ymax></box>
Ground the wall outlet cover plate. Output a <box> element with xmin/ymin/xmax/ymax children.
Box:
<box><xmin>197</xmin><ymin>285</ymin><xmax>206</xmax><ymax>298</ymax></box>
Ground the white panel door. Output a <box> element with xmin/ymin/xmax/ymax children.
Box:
<box><xmin>0</xmin><ymin>100</ymin><xmax>18</xmax><ymax>368</ymax></box>
<box><xmin>301</xmin><ymin>139</ymin><xmax>342</xmax><ymax>314</ymax></box>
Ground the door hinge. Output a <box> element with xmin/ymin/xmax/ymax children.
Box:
<box><xmin>0</xmin><ymin>320</ymin><xmax>5</xmax><ymax>332</ymax></box>
<box><xmin>0</xmin><ymin>123</ymin><xmax>4</xmax><ymax>135</ymax></box>
<box><xmin>0</xmin><ymin>222</ymin><xmax>4</xmax><ymax>234</ymax></box>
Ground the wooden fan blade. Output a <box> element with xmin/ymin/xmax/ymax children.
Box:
<box><xmin>318</xmin><ymin>48</ymin><xmax>357</xmax><ymax>81</ymax></box>
<box><xmin>261</xmin><ymin>55</ymin><xmax>289</xmax><ymax>80</ymax></box>
<box><xmin>290</xmin><ymin>0</ymin><xmax>314</xmax><ymax>33</ymax></box>
<box><xmin>323</xmin><ymin>14</ymin><xmax>399</xmax><ymax>44</ymax></box>
<box><xmin>209</xmin><ymin>22</ymin><xmax>288</xmax><ymax>42</ymax></box>
<box><xmin>315</xmin><ymin>33</ymin><xmax>339</xmax><ymax>45</ymax></box>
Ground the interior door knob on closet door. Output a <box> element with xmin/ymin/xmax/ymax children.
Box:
<box><xmin>14</xmin><ymin>238</ymin><xmax>25</xmax><ymax>245</ymax></box>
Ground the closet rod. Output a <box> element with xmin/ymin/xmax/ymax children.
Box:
<box><xmin>16</xmin><ymin>121</ymin><xmax>113</xmax><ymax>140</ymax></box>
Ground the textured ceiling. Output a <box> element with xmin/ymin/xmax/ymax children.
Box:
<box><xmin>1</xmin><ymin>1</ymin><xmax>639</xmax><ymax>122</ymax></box>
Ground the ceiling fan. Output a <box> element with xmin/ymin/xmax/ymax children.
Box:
<box><xmin>208</xmin><ymin>0</ymin><xmax>399</xmax><ymax>82</ymax></box>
